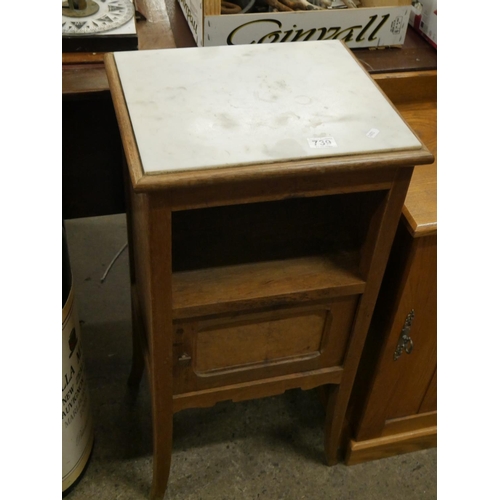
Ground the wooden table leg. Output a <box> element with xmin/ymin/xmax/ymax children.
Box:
<box><xmin>128</xmin><ymin>288</ymin><xmax>145</xmax><ymax>386</ymax></box>
<box><xmin>125</xmin><ymin>185</ymin><xmax>174</xmax><ymax>499</ymax></box>
<box><xmin>149</xmin><ymin>355</ymin><xmax>173</xmax><ymax>500</ymax></box>
<box><xmin>125</xmin><ymin>166</ymin><xmax>145</xmax><ymax>387</ymax></box>
<box><xmin>144</xmin><ymin>194</ymin><xmax>174</xmax><ymax>500</ymax></box>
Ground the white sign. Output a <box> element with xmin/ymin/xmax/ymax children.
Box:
<box><xmin>178</xmin><ymin>0</ymin><xmax>204</xmax><ymax>46</ymax></box>
<box><xmin>199</xmin><ymin>7</ymin><xmax>410</xmax><ymax>48</ymax></box>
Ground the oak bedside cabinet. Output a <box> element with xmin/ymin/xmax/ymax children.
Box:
<box><xmin>104</xmin><ymin>41</ymin><xmax>433</xmax><ymax>499</ymax></box>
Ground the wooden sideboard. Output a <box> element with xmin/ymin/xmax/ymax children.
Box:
<box><xmin>343</xmin><ymin>69</ymin><xmax>437</xmax><ymax>464</ymax></box>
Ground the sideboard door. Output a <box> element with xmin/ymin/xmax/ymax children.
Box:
<box><xmin>346</xmin><ymin>222</ymin><xmax>437</xmax><ymax>464</ymax></box>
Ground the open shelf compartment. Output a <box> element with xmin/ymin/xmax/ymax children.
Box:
<box><xmin>171</xmin><ymin>191</ymin><xmax>386</xmax><ymax>319</ymax></box>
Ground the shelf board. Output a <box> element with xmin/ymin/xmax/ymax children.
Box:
<box><xmin>172</xmin><ymin>252</ymin><xmax>365</xmax><ymax>320</ymax></box>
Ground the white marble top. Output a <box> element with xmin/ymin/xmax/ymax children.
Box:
<box><xmin>113</xmin><ymin>41</ymin><xmax>421</xmax><ymax>174</ymax></box>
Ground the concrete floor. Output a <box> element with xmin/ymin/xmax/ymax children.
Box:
<box><xmin>64</xmin><ymin>214</ymin><xmax>437</xmax><ymax>500</ymax></box>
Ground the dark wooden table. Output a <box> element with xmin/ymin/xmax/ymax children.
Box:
<box><xmin>62</xmin><ymin>0</ymin><xmax>436</xmax><ymax>219</ymax></box>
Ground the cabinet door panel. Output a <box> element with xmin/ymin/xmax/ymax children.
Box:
<box><xmin>173</xmin><ymin>296</ymin><xmax>359</xmax><ymax>394</ymax></box>
<box><xmin>352</xmin><ymin>228</ymin><xmax>436</xmax><ymax>441</ymax></box>
<box><xmin>385</xmin><ymin>234</ymin><xmax>437</xmax><ymax>420</ymax></box>
<box><xmin>195</xmin><ymin>310</ymin><xmax>326</xmax><ymax>373</ymax></box>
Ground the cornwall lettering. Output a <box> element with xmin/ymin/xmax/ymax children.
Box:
<box><xmin>227</xmin><ymin>14</ymin><xmax>389</xmax><ymax>45</ymax></box>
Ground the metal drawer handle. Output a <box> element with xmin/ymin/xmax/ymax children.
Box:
<box><xmin>394</xmin><ymin>309</ymin><xmax>415</xmax><ymax>361</ymax></box>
